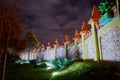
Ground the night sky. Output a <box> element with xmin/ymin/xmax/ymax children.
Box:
<box><xmin>20</xmin><ymin>0</ymin><xmax>100</xmax><ymax>45</ymax></box>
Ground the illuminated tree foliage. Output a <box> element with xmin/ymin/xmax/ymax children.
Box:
<box><xmin>15</xmin><ymin>29</ymin><xmax>41</xmax><ymax>53</ymax></box>
<box><xmin>25</xmin><ymin>30</ymin><xmax>40</xmax><ymax>49</ymax></box>
<box><xmin>24</xmin><ymin>30</ymin><xmax>40</xmax><ymax>61</ymax></box>
<box><xmin>98</xmin><ymin>0</ymin><xmax>115</xmax><ymax>15</ymax></box>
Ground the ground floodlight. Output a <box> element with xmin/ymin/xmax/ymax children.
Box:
<box><xmin>52</xmin><ymin>72</ymin><xmax>59</xmax><ymax>76</ymax></box>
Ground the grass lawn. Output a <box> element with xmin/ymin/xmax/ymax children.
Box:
<box><xmin>0</xmin><ymin>63</ymin><xmax>52</xmax><ymax>80</ymax></box>
<box><xmin>51</xmin><ymin>61</ymin><xmax>117</xmax><ymax>80</ymax></box>
<box><xmin>0</xmin><ymin>61</ymin><xmax>118</xmax><ymax>80</ymax></box>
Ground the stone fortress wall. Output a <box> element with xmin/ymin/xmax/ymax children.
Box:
<box><xmin>20</xmin><ymin>5</ymin><xmax>120</xmax><ymax>62</ymax></box>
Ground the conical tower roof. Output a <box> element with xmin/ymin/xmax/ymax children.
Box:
<box><xmin>55</xmin><ymin>39</ymin><xmax>59</xmax><ymax>47</ymax></box>
<box><xmin>74</xmin><ymin>29</ymin><xmax>80</xmax><ymax>41</ymax></box>
<box><xmin>47</xmin><ymin>42</ymin><xmax>51</xmax><ymax>48</ymax></box>
<box><xmin>88</xmin><ymin>5</ymin><xmax>101</xmax><ymax>24</ymax></box>
<box><xmin>81</xmin><ymin>22</ymin><xmax>89</xmax><ymax>31</ymax></box>
<box><xmin>64</xmin><ymin>35</ymin><xmax>70</xmax><ymax>45</ymax></box>
<box><xmin>80</xmin><ymin>22</ymin><xmax>90</xmax><ymax>36</ymax></box>
<box><xmin>41</xmin><ymin>44</ymin><xmax>45</xmax><ymax>50</ymax></box>
<box><xmin>91</xmin><ymin>5</ymin><xmax>101</xmax><ymax>20</ymax></box>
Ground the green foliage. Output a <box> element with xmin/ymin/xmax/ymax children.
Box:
<box><xmin>48</xmin><ymin>57</ymin><xmax>74</xmax><ymax>69</ymax></box>
<box><xmin>34</xmin><ymin>62</ymin><xmax>47</xmax><ymax>68</ymax></box>
<box><xmin>0</xmin><ymin>63</ymin><xmax>51</xmax><ymax>80</ymax></box>
<box><xmin>98</xmin><ymin>0</ymin><xmax>115</xmax><ymax>15</ymax></box>
<box><xmin>25</xmin><ymin>30</ymin><xmax>40</xmax><ymax>48</ymax></box>
<box><xmin>52</xmin><ymin>62</ymin><xmax>117</xmax><ymax>80</ymax></box>
<box><xmin>0</xmin><ymin>61</ymin><xmax>117</xmax><ymax>80</ymax></box>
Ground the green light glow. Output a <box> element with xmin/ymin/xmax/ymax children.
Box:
<box><xmin>46</xmin><ymin>67</ymin><xmax>54</xmax><ymax>70</ymax></box>
<box><xmin>52</xmin><ymin>72</ymin><xmax>59</xmax><ymax>76</ymax></box>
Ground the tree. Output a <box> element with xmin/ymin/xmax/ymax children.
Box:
<box><xmin>0</xmin><ymin>0</ymin><xmax>23</xmax><ymax>49</ymax></box>
<box><xmin>25</xmin><ymin>30</ymin><xmax>41</xmax><ymax>61</ymax></box>
<box><xmin>25</xmin><ymin>30</ymin><xmax>40</xmax><ymax>49</ymax></box>
<box><xmin>15</xmin><ymin>38</ymin><xmax>27</xmax><ymax>52</ymax></box>
<box><xmin>0</xmin><ymin>0</ymin><xmax>24</xmax><ymax>80</ymax></box>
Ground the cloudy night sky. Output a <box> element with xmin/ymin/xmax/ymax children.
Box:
<box><xmin>19</xmin><ymin>0</ymin><xmax>101</xmax><ymax>45</ymax></box>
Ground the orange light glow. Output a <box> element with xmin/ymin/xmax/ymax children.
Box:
<box><xmin>64</xmin><ymin>35</ymin><xmax>70</xmax><ymax>45</ymax></box>
<box><xmin>80</xmin><ymin>22</ymin><xmax>90</xmax><ymax>37</ymax></box>
<box><xmin>74</xmin><ymin>29</ymin><xmax>81</xmax><ymax>41</ymax></box>
<box><xmin>88</xmin><ymin>5</ymin><xmax>101</xmax><ymax>26</ymax></box>
<box><xmin>55</xmin><ymin>39</ymin><xmax>59</xmax><ymax>47</ymax></box>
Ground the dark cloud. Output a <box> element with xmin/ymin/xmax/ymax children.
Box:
<box><xmin>19</xmin><ymin>0</ymin><xmax>101</xmax><ymax>45</ymax></box>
